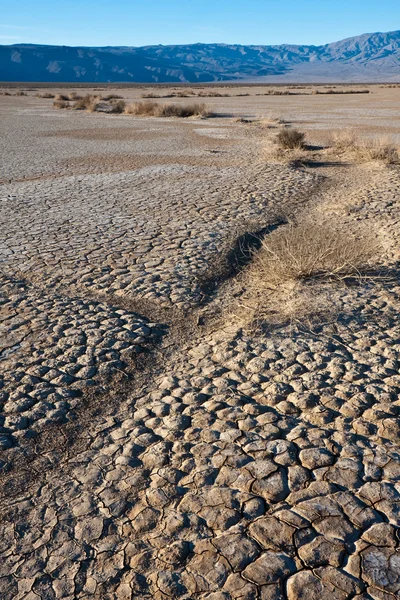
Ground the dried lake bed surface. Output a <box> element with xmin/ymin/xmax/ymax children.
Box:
<box><xmin>1</xmin><ymin>86</ymin><xmax>400</xmax><ymax>599</ymax></box>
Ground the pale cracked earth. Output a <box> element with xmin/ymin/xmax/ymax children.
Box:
<box><xmin>0</xmin><ymin>91</ymin><xmax>400</xmax><ymax>600</ymax></box>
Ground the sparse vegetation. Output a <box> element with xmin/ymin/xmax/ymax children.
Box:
<box><xmin>36</xmin><ymin>92</ymin><xmax>55</xmax><ymax>98</ymax></box>
<box><xmin>158</xmin><ymin>102</ymin><xmax>210</xmax><ymax>117</ymax></box>
<box><xmin>124</xmin><ymin>100</ymin><xmax>211</xmax><ymax>118</ymax></box>
<box><xmin>312</xmin><ymin>88</ymin><xmax>370</xmax><ymax>95</ymax></box>
<box><xmin>125</xmin><ymin>100</ymin><xmax>159</xmax><ymax>115</ymax></box>
<box><xmin>72</xmin><ymin>94</ymin><xmax>100</xmax><ymax>111</ymax></box>
<box><xmin>276</xmin><ymin>128</ymin><xmax>306</xmax><ymax>150</ymax></box>
<box><xmin>55</xmin><ymin>93</ymin><xmax>69</xmax><ymax>101</ymax></box>
<box><xmin>240</xmin><ymin>220</ymin><xmax>377</xmax><ymax>326</ymax></box>
<box><xmin>266</xmin><ymin>147</ymin><xmax>311</xmax><ymax>167</ymax></box>
<box><xmin>102</xmin><ymin>94</ymin><xmax>123</xmax><ymax>101</ymax></box>
<box><xmin>109</xmin><ymin>99</ymin><xmax>126</xmax><ymax>113</ymax></box>
<box><xmin>68</xmin><ymin>92</ymin><xmax>82</xmax><ymax>101</ymax></box>
<box><xmin>53</xmin><ymin>100</ymin><xmax>68</xmax><ymax>109</ymax></box>
<box><xmin>251</xmin><ymin>222</ymin><xmax>375</xmax><ymax>286</ymax></box>
<box><xmin>331</xmin><ymin>131</ymin><xmax>399</xmax><ymax>164</ymax></box>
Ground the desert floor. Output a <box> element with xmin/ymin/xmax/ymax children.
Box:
<box><xmin>1</xmin><ymin>85</ymin><xmax>400</xmax><ymax>600</ymax></box>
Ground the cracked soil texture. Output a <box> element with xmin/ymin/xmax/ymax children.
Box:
<box><xmin>0</xmin><ymin>91</ymin><xmax>400</xmax><ymax>600</ymax></box>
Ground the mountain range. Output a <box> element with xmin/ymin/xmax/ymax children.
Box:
<box><xmin>1</xmin><ymin>30</ymin><xmax>400</xmax><ymax>83</ymax></box>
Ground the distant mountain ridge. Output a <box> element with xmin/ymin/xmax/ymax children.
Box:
<box><xmin>1</xmin><ymin>30</ymin><xmax>400</xmax><ymax>83</ymax></box>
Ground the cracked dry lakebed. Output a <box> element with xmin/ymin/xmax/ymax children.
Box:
<box><xmin>0</xmin><ymin>87</ymin><xmax>400</xmax><ymax>600</ymax></box>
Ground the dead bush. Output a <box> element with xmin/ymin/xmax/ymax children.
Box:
<box><xmin>240</xmin><ymin>220</ymin><xmax>377</xmax><ymax>327</ymax></box>
<box><xmin>68</xmin><ymin>92</ymin><xmax>82</xmax><ymax>101</ymax></box>
<box><xmin>109</xmin><ymin>99</ymin><xmax>126</xmax><ymax>113</ymax></box>
<box><xmin>125</xmin><ymin>100</ymin><xmax>159</xmax><ymax>115</ymax></box>
<box><xmin>157</xmin><ymin>102</ymin><xmax>211</xmax><ymax>117</ymax></box>
<box><xmin>53</xmin><ymin>100</ymin><xmax>68</xmax><ymax>109</ymax></box>
<box><xmin>102</xmin><ymin>94</ymin><xmax>123</xmax><ymax>101</ymax></box>
<box><xmin>125</xmin><ymin>100</ymin><xmax>211</xmax><ymax>118</ymax></box>
<box><xmin>332</xmin><ymin>131</ymin><xmax>399</xmax><ymax>164</ymax></box>
<box><xmin>72</xmin><ymin>94</ymin><xmax>100</xmax><ymax>111</ymax></box>
<box><xmin>55</xmin><ymin>93</ymin><xmax>69</xmax><ymax>101</ymax></box>
<box><xmin>276</xmin><ymin>128</ymin><xmax>306</xmax><ymax>149</ymax></box>
<box><xmin>36</xmin><ymin>92</ymin><xmax>55</xmax><ymax>98</ymax></box>
<box><xmin>265</xmin><ymin>146</ymin><xmax>311</xmax><ymax>167</ymax></box>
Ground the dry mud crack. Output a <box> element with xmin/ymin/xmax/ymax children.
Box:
<box><xmin>1</xmin><ymin>104</ymin><xmax>400</xmax><ymax>600</ymax></box>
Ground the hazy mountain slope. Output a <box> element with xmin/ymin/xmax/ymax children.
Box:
<box><xmin>1</xmin><ymin>30</ymin><xmax>399</xmax><ymax>82</ymax></box>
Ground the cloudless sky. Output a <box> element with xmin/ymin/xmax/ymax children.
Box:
<box><xmin>1</xmin><ymin>0</ymin><xmax>400</xmax><ymax>47</ymax></box>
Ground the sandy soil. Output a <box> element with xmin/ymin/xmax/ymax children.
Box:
<box><xmin>1</xmin><ymin>87</ymin><xmax>400</xmax><ymax>600</ymax></box>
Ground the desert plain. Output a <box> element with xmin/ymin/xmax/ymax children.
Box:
<box><xmin>1</xmin><ymin>84</ymin><xmax>400</xmax><ymax>599</ymax></box>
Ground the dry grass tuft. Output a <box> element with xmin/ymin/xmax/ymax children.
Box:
<box><xmin>109</xmin><ymin>99</ymin><xmax>126</xmax><ymax>113</ymax></box>
<box><xmin>53</xmin><ymin>100</ymin><xmax>69</xmax><ymax>109</ymax></box>
<box><xmin>331</xmin><ymin>131</ymin><xmax>399</xmax><ymax>164</ymax></box>
<box><xmin>125</xmin><ymin>100</ymin><xmax>159</xmax><ymax>116</ymax></box>
<box><xmin>72</xmin><ymin>94</ymin><xmax>100</xmax><ymax>111</ymax></box>
<box><xmin>102</xmin><ymin>94</ymin><xmax>123</xmax><ymax>101</ymax></box>
<box><xmin>68</xmin><ymin>92</ymin><xmax>82</xmax><ymax>101</ymax></box>
<box><xmin>251</xmin><ymin>222</ymin><xmax>375</xmax><ymax>286</ymax></box>
<box><xmin>36</xmin><ymin>92</ymin><xmax>55</xmax><ymax>98</ymax></box>
<box><xmin>158</xmin><ymin>102</ymin><xmax>211</xmax><ymax>117</ymax></box>
<box><xmin>125</xmin><ymin>100</ymin><xmax>211</xmax><ymax>118</ymax></box>
<box><xmin>264</xmin><ymin>146</ymin><xmax>311</xmax><ymax>167</ymax></box>
<box><xmin>239</xmin><ymin>220</ymin><xmax>378</xmax><ymax>327</ymax></box>
<box><xmin>55</xmin><ymin>93</ymin><xmax>69</xmax><ymax>101</ymax></box>
<box><xmin>276</xmin><ymin>128</ymin><xmax>306</xmax><ymax>149</ymax></box>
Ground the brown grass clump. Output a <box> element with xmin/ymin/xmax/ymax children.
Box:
<box><xmin>102</xmin><ymin>94</ymin><xmax>123</xmax><ymax>101</ymax></box>
<box><xmin>53</xmin><ymin>100</ymin><xmax>69</xmax><ymax>109</ymax></box>
<box><xmin>332</xmin><ymin>131</ymin><xmax>399</xmax><ymax>164</ymax></box>
<box><xmin>125</xmin><ymin>100</ymin><xmax>159</xmax><ymax>115</ymax></box>
<box><xmin>72</xmin><ymin>94</ymin><xmax>100</xmax><ymax>111</ymax></box>
<box><xmin>251</xmin><ymin>222</ymin><xmax>375</xmax><ymax>286</ymax></box>
<box><xmin>276</xmin><ymin>128</ymin><xmax>306</xmax><ymax>149</ymax></box>
<box><xmin>240</xmin><ymin>220</ymin><xmax>377</xmax><ymax>327</ymax></box>
<box><xmin>125</xmin><ymin>100</ymin><xmax>211</xmax><ymax>118</ymax></box>
<box><xmin>265</xmin><ymin>146</ymin><xmax>311</xmax><ymax>167</ymax></box>
<box><xmin>157</xmin><ymin>102</ymin><xmax>210</xmax><ymax>117</ymax></box>
<box><xmin>36</xmin><ymin>92</ymin><xmax>55</xmax><ymax>98</ymax></box>
<box><xmin>109</xmin><ymin>99</ymin><xmax>126</xmax><ymax>113</ymax></box>
<box><xmin>55</xmin><ymin>93</ymin><xmax>69</xmax><ymax>101</ymax></box>
<box><xmin>68</xmin><ymin>92</ymin><xmax>82</xmax><ymax>101</ymax></box>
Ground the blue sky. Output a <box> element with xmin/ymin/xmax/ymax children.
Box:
<box><xmin>1</xmin><ymin>0</ymin><xmax>399</xmax><ymax>47</ymax></box>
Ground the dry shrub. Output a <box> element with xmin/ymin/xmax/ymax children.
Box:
<box><xmin>109</xmin><ymin>99</ymin><xmax>126</xmax><ymax>113</ymax></box>
<box><xmin>36</xmin><ymin>92</ymin><xmax>55</xmax><ymax>98</ymax></box>
<box><xmin>276</xmin><ymin>128</ymin><xmax>306</xmax><ymax>149</ymax></box>
<box><xmin>68</xmin><ymin>92</ymin><xmax>81</xmax><ymax>101</ymax></box>
<box><xmin>265</xmin><ymin>146</ymin><xmax>311</xmax><ymax>167</ymax></box>
<box><xmin>157</xmin><ymin>102</ymin><xmax>210</xmax><ymax>117</ymax></box>
<box><xmin>240</xmin><ymin>220</ymin><xmax>377</xmax><ymax>327</ymax></box>
<box><xmin>125</xmin><ymin>100</ymin><xmax>211</xmax><ymax>118</ymax></box>
<box><xmin>332</xmin><ymin>131</ymin><xmax>399</xmax><ymax>164</ymax></box>
<box><xmin>125</xmin><ymin>100</ymin><xmax>159</xmax><ymax>115</ymax></box>
<box><xmin>55</xmin><ymin>93</ymin><xmax>69</xmax><ymax>101</ymax></box>
<box><xmin>252</xmin><ymin>222</ymin><xmax>375</xmax><ymax>285</ymax></box>
<box><xmin>313</xmin><ymin>88</ymin><xmax>370</xmax><ymax>95</ymax></box>
<box><xmin>15</xmin><ymin>91</ymin><xmax>27</xmax><ymax>96</ymax></box>
<box><xmin>72</xmin><ymin>94</ymin><xmax>100</xmax><ymax>111</ymax></box>
<box><xmin>53</xmin><ymin>100</ymin><xmax>68</xmax><ymax>109</ymax></box>
<box><xmin>102</xmin><ymin>94</ymin><xmax>123</xmax><ymax>101</ymax></box>
<box><xmin>253</xmin><ymin>117</ymin><xmax>286</xmax><ymax>129</ymax></box>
